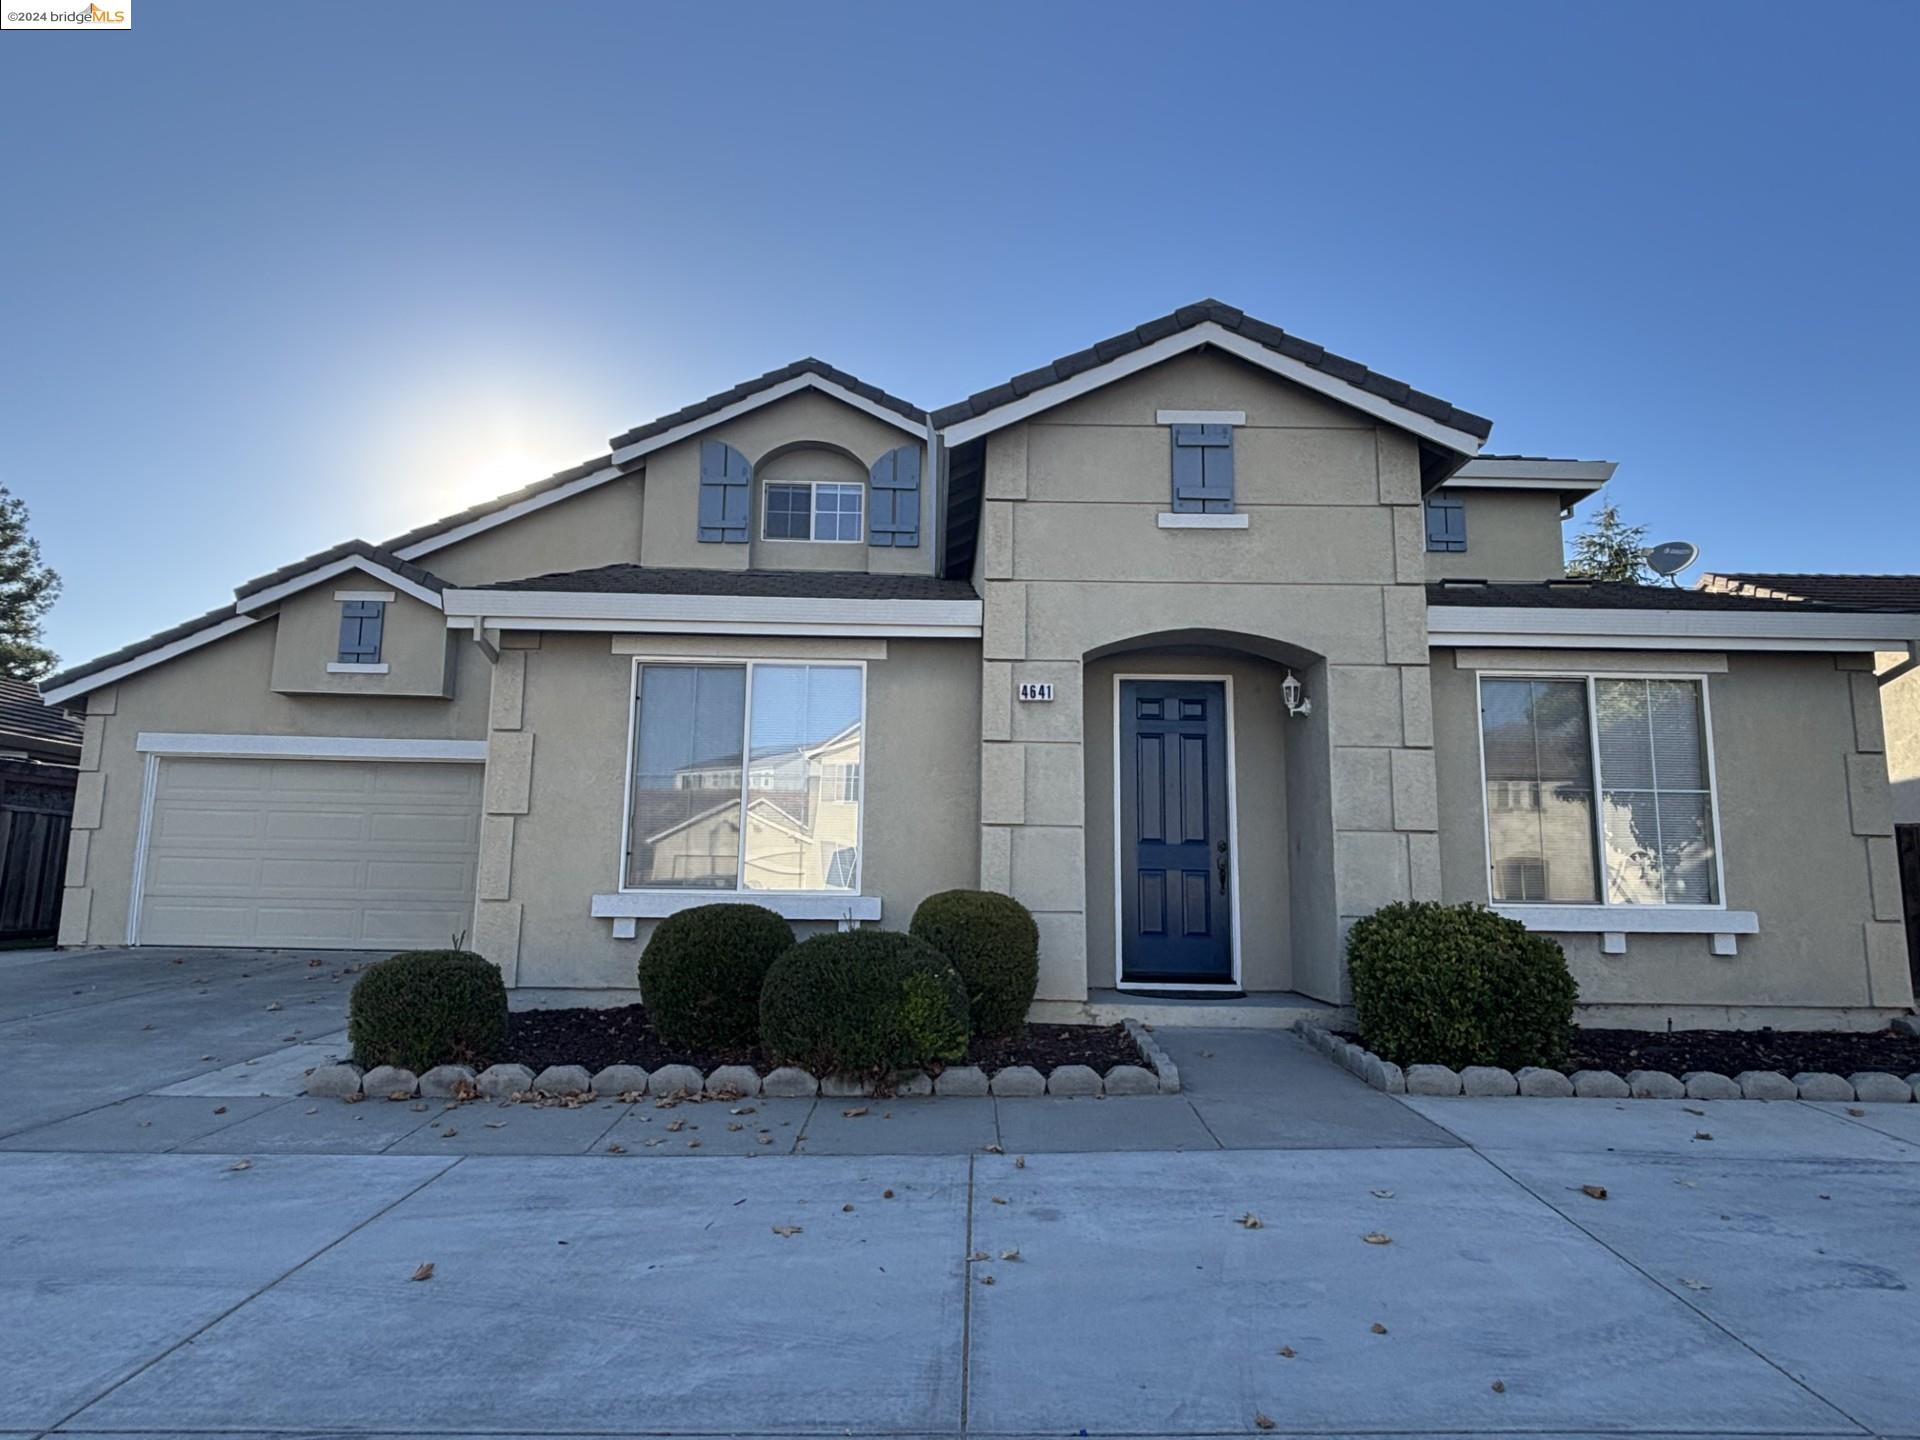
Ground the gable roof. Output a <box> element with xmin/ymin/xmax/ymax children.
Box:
<box><xmin>1698</xmin><ymin>573</ymin><xmax>1920</xmax><ymax>613</ymax></box>
<box><xmin>233</xmin><ymin>539</ymin><xmax>446</xmax><ymax>612</ymax></box>
<box><xmin>931</xmin><ymin>299</ymin><xmax>1493</xmax><ymax>453</ymax></box>
<box><xmin>607</xmin><ymin>358</ymin><xmax>926</xmax><ymax>454</ymax></box>
<box><xmin>0</xmin><ymin>675</ymin><xmax>83</xmax><ymax>762</ymax></box>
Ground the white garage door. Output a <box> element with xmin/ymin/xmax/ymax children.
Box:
<box><xmin>137</xmin><ymin>757</ymin><xmax>483</xmax><ymax>949</ymax></box>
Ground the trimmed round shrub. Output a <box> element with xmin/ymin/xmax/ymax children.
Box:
<box><xmin>760</xmin><ymin>929</ymin><xmax>970</xmax><ymax>1076</ymax></box>
<box><xmin>639</xmin><ymin>903</ymin><xmax>795</xmax><ymax>1050</ymax></box>
<box><xmin>1346</xmin><ymin>901</ymin><xmax>1578</xmax><ymax>1071</ymax></box>
<box><xmin>349</xmin><ymin>950</ymin><xmax>507</xmax><ymax>1072</ymax></box>
<box><xmin>908</xmin><ymin>889</ymin><xmax>1039</xmax><ymax>1039</ymax></box>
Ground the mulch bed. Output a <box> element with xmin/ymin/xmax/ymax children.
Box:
<box><xmin>502</xmin><ymin>1004</ymin><xmax>1142</xmax><ymax>1077</ymax></box>
<box><xmin>1565</xmin><ymin>1027</ymin><xmax>1920</xmax><ymax>1078</ymax></box>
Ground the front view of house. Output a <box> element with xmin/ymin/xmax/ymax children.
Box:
<box><xmin>43</xmin><ymin>302</ymin><xmax>1920</xmax><ymax>1030</ymax></box>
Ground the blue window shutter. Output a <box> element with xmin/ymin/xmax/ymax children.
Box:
<box><xmin>337</xmin><ymin>600</ymin><xmax>384</xmax><ymax>662</ymax></box>
<box><xmin>1170</xmin><ymin>424</ymin><xmax>1234</xmax><ymax>514</ymax></box>
<box><xmin>698</xmin><ymin>440</ymin><xmax>752</xmax><ymax>543</ymax></box>
<box><xmin>868</xmin><ymin>445</ymin><xmax>922</xmax><ymax>548</ymax></box>
<box><xmin>1425</xmin><ymin>495</ymin><xmax>1467</xmax><ymax>552</ymax></box>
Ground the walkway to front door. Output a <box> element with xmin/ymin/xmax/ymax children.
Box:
<box><xmin>1117</xmin><ymin>677</ymin><xmax>1235</xmax><ymax>987</ymax></box>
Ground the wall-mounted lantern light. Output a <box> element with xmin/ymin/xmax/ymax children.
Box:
<box><xmin>1282</xmin><ymin>669</ymin><xmax>1312</xmax><ymax>719</ymax></box>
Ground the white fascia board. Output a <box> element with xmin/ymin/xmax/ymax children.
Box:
<box><xmin>235</xmin><ymin>557</ymin><xmax>444</xmax><ymax>614</ymax></box>
<box><xmin>1428</xmin><ymin>605</ymin><xmax>1920</xmax><ymax>653</ymax></box>
<box><xmin>442</xmin><ymin>588</ymin><xmax>982</xmax><ymax>638</ymax></box>
<box><xmin>1494</xmin><ymin>905</ymin><xmax>1758</xmax><ymax>936</ymax></box>
<box><xmin>1450</xmin><ymin>458</ymin><xmax>1617</xmax><ymax>486</ymax></box>
<box><xmin>41</xmin><ymin>614</ymin><xmax>260</xmax><ymax>707</ymax></box>
<box><xmin>1157</xmin><ymin>512</ymin><xmax>1250</xmax><ymax>529</ymax></box>
<box><xmin>940</xmin><ymin>322</ymin><xmax>1488</xmax><ymax>456</ymax></box>
<box><xmin>1155</xmin><ymin>409</ymin><xmax>1246</xmax><ymax>426</ymax></box>
<box><xmin>608</xmin><ymin>374</ymin><xmax>925</xmax><ymax>468</ymax></box>
<box><xmin>396</xmin><ymin>463</ymin><xmax>627</xmax><ymax>561</ymax></box>
<box><xmin>135</xmin><ymin>732</ymin><xmax>487</xmax><ymax>762</ymax></box>
<box><xmin>592</xmin><ymin>891</ymin><xmax>882</xmax><ymax>923</ymax></box>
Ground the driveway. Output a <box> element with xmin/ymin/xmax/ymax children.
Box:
<box><xmin>3</xmin><ymin>946</ymin><xmax>1917</xmax><ymax>1439</ymax></box>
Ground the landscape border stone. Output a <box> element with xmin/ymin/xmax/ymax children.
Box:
<box><xmin>1123</xmin><ymin>1018</ymin><xmax>1180</xmax><ymax>1093</ymax></box>
<box><xmin>1296</xmin><ymin>1021</ymin><xmax>1910</xmax><ymax>1103</ymax></box>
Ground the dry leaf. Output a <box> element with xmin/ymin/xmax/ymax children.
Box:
<box><xmin>1370</xmin><ymin>1188</ymin><xmax>1394</xmax><ymax>1199</ymax></box>
<box><xmin>1277</xmin><ymin>1345</ymin><xmax>1295</xmax><ymax>1358</ymax></box>
<box><xmin>1683</xmin><ymin>1106</ymin><xmax>1704</xmax><ymax>1116</ymax></box>
<box><xmin>1581</xmin><ymin>1184</ymin><xmax>1608</xmax><ymax>1200</ymax></box>
<box><xmin>1678</xmin><ymin>1277</ymin><xmax>1711</xmax><ymax>1291</ymax></box>
<box><xmin>227</xmin><ymin>1158</ymin><xmax>252</xmax><ymax>1171</ymax></box>
<box><xmin>771</xmin><ymin>1225</ymin><xmax>803</xmax><ymax>1238</ymax></box>
<box><xmin>1370</xmin><ymin>1322</ymin><xmax>1388</xmax><ymax>1335</ymax></box>
<box><xmin>343</xmin><ymin>1092</ymin><xmax>365</xmax><ymax>1105</ymax></box>
<box><xmin>757</xmin><ymin>1134</ymin><xmax>774</xmax><ymax>1145</ymax></box>
<box><xmin>1693</xmin><ymin>1131</ymin><xmax>1713</xmax><ymax>1141</ymax></box>
<box><xmin>1014</xmin><ymin>1155</ymin><xmax>1027</xmax><ymax>1169</ymax></box>
<box><xmin>266</xmin><ymin>1002</ymin><xmax>283</xmax><ymax>1012</ymax></box>
<box><xmin>666</xmin><ymin>1118</ymin><xmax>686</xmax><ymax>1133</ymax></box>
<box><xmin>687</xmin><ymin>1139</ymin><xmax>701</xmax><ymax>1149</ymax></box>
<box><xmin>882</xmin><ymin>1188</ymin><xmax>896</xmax><ymax>1199</ymax></box>
<box><xmin>991</xmin><ymin>1195</ymin><xmax>1007</xmax><ymax>1205</ymax></box>
<box><xmin>999</xmin><ymin>1248</ymin><xmax>1021</xmax><ymax>1262</ymax></box>
<box><xmin>842</xmin><ymin>1106</ymin><xmax>870</xmax><ymax>1118</ymax></box>
<box><xmin>984</xmin><ymin>1144</ymin><xmax>1004</xmax><ymax>1154</ymax></box>
<box><xmin>1847</xmin><ymin>1107</ymin><xmax>1866</xmax><ymax>1117</ymax></box>
<box><xmin>968</xmin><ymin>1250</ymin><xmax>989</xmax><ymax>1262</ymax></box>
<box><xmin>484</xmin><ymin>1121</ymin><xmax>506</xmax><ymax>1129</ymax></box>
<box><xmin>1362</xmin><ymin>1232</ymin><xmax>1392</xmax><ymax>1245</ymax></box>
<box><xmin>390</xmin><ymin>1091</ymin><xmax>414</xmax><ymax>1103</ymax></box>
<box><xmin>1254</xmin><ymin>1413</ymin><xmax>1276</xmax><ymax>1431</ymax></box>
<box><xmin>1237</xmin><ymin>1212</ymin><xmax>1264</xmax><ymax>1229</ymax></box>
<box><xmin>727</xmin><ymin>1123</ymin><xmax>744</xmax><ymax>1132</ymax></box>
<box><xmin>410</xmin><ymin>1262</ymin><xmax>434</xmax><ymax>1281</ymax></box>
<box><xmin>213</xmin><ymin>1106</ymin><xmax>228</xmax><ymax>1115</ymax></box>
<box><xmin>304</xmin><ymin>1106</ymin><xmax>318</xmax><ymax>1115</ymax></box>
<box><xmin>606</xmin><ymin>1143</ymin><xmax>626</xmax><ymax>1154</ymax></box>
<box><xmin>440</xmin><ymin>1128</ymin><xmax>458</xmax><ymax>1138</ymax></box>
<box><xmin>1491</xmin><ymin>1380</ymin><xmax>1506</xmax><ymax>1394</ymax></box>
<box><xmin>979</xmin><ymin>1273</ymin><xmax>995</xmax><ymax>1285</ymax></box>
<box><xmin>842</xmin><ymin>1203</ymin><xmax>854</xmax><ymax>1212</ymax></box>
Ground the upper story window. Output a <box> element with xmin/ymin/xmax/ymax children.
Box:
<box><xmin>336</xmin><ymin>599</ymin><xmax>386</xmax><ymax>664</ymax></box>
<box><xmin>1425</xmin><ymin>494</ymin><xmax>1467</xmax><ymax>551</ymax></box>
<box><xmin>1168</xmin><ymin>422</ymin><xmax>1235</xmax><ymax>513</ymax></box>
<box><xmin>1478</xmin><ymin>674</ymin><xmax>1721</xmax><ymax>908</ymax></box>
<box><xmin>764</xmin><ymin>481</ymin><xmax>863</xmax><ymax>543</ymax></box>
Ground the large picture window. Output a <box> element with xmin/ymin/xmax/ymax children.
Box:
<box><xmin>624</xmin><ymin>661</ymin><xmax>863</xmax><ymax>893</ymax></box>
<box><xmin>1479</xmin><ymin>675</ymin><xmax>1720</xmax><ymax>907</ymax></box>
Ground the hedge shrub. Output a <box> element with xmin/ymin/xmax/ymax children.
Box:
<box><xmin>638</xmin><ymin>903</ymin><xmax>795</xmax><ymax>1051</ymax></box>
<box><xmin>349</xmin><ymin>950</ymin><xmax>508</xmax><ymax>1072</ymax></box>
<box><xmin>759</xmin><ymin>929</ymin><xmax>970</xmax><ymax>1076</ymax></box>
<box><xmin>1346</xmin><ymin>901</ymin><xmax>1577</xmax><ymax>1070</ymax></box>
<box><xmin>908</xmin><ymin>889</ymin><xmax>1039</xmax><ymax>1039</ymax></box>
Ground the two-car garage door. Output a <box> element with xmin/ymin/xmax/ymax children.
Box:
<box><xmin>136</xmin><ymin>757</ymin><xmax>483</xmax><ymax>949</ymax></box>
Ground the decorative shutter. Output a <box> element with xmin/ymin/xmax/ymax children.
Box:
<box><xmin>1170</xmin><ymin>424</ymin><xmax>1234</xmax><ymax>514</ymax></box>
<box><xmin>1425</xmin><ymin>495</ymin><xmax>1467</xmax><ymax>552</ymax></box>
<box><xmin>697</xmin><ymin>440</ymin><xmax>752</xmax><ymax>543</ymax></box>
<box><xmin>868</xmin><ymin>444</ymin><xmax>922</xmax><ymax>548</ymax></box>
<box><xmin>338</xmin><ymin>600</ymin><xmax>384</xmax><ymax>662</ymax></box>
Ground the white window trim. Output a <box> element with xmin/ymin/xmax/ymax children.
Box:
<box><xmin>1110</xmin><ymin>672</ymin><xmax>1243</xmax><ymax>993</ymax></box>
<box><xmin>333</xmin><ymin>588</ymin><xmax>396</xmax><ymax>603</ymax></box>
<box><xmin>135</xmin><ymin>733</ymin><xmax>488</xmax><ymax>762</ymax></box>
<box><xmin>762</xmin><ymin>480</ymin><xmax>865</xmax><ymax>544</ymax></box>
<box><xmin>614</xmin><ymin>655</ymin><xmax>870</xmax><ymax>913</ymax></box>
<box><xmin>326</xmin><ymin>661</ymin><xmax>391</xmax><ymax>674</ymax></box>
<box><xmin>1474</xmin><ymin>669</ymin><xmax>1744</xmax><ymax>950</ymax></box>
<box><xmin>1156</xmin><ymin>409</ymin><xmax>1246</xmax><ymax>426</ymax></box>
<box><xmin>1157</xmin><ymin>513</ymin><xmax>1249</xmax><ymax>530</ymax></box>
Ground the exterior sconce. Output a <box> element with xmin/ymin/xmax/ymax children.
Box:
<box><xmin>1282</xmin><ymin>669</ymin><xmax>1312</xmax><ymax>718</ymax></box>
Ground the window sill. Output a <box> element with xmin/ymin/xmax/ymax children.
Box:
<box><xmin>592</xmin><ymin>890</ymin><xmax>881</xmax><ymax>938</ymax></box>
<box><xmin>1157</xmin><ymin>512</ymin><xmax>1248</xmax><ymax>530</ymax></box>
<box><xmin>1493</xmin><ymin>904</ymin><xmax>1758</xmax><ymax>957</ymax></box>
<box><xmin>326</xmin><ymin>662</ymin><xmax>390</xmax><ymax>674</ymax></box>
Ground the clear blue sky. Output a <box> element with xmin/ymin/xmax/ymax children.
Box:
<box><xmin>3</xmin><ymin>2</ymin><xmax>1916</xmax><ymax>667</ymax></box>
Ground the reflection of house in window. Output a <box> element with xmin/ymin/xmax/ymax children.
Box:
<box><xmin>1499</xmin><ymin>857</ymin><xmax>1549</xmax><ymax>902</ymax></box>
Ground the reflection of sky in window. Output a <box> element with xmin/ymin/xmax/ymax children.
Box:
<box><xmin>636</xmin><ymin>666</ymin><xmax>745</xmax><ymax>774</ymax></box>
<box><xmin>751</xmin><ymin>665</ymin><xmax>861</xmax><ymax>754</ymax></box>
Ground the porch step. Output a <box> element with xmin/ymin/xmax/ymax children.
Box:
<box><xmin>1031</xmin><ymin>988</ymin><xmax>1353</xmax><ymax>1031</ymax></box>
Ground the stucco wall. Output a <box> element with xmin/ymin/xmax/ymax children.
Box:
<box><xmin>976</xmin><ymin>348</ymin><xmax>1442</xmax><ymax>1005</ymax></box>
<box><xmin>1082</xmin><ymin>649</ymin><xmax>1293</xmax><ymax>993</ymax></box>
<box><xmin>1425</xmin><ymin>488</ymin><xmax>1568</xmax><ymax>582</ymax></box>
<box><xmin>1879</xmin><ymin>655</ymin><xmax>1920</xmax><ymax>826</ymax></box>
<box><xmin>61</xmin><ymin>614</ymin><xmax>488</xmax><ymax>947</ymax></box>
<box><xmin>473</xmin><ymin>632</ymin><xmax>981</xmax><ymax>991</ymax></box>
<box><xmin>1430</xmin><ymin>646</ymin><xmax>1913</xmax><ymax>1024</ymax></box>
<box><xmin>419</xmin><ymin>472</ymin><xmax>647</xmax><ymax>586</ymax></box>
<box><xmin>269</xmin><ymin>582</ymin><xmax>453</xmax><ymax>697</ymax></box>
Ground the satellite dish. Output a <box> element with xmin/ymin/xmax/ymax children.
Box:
<box><xmin>1646</xmin><ymin>540</ymin><xmax>1699</xmax><ymax>578</ymax></box>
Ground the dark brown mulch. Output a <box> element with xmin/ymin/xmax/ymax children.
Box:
<box><xmin>501</xmin><ymin>1005</ymin><xmax>1144</xmax><ymax>1077</ymax></box>
<box><xmin>1565</xmin><ymin>1027</ymin><xmax>1920</xmax><ymax>1078</ymax></box>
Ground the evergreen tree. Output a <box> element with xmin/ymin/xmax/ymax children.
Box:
<box><xmin>1564</xmin><ymin>495</ymin><xmax>1650</xmax><ymax>583</ymax></box>
<box><xmin>0</xmin><ymin>484</ymin><xmax>61</xmax><ymax>680</ymax></box>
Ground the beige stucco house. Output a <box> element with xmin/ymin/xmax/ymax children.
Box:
<box><xmin>42</xmin><ymin>301</ymin><xmax>1920</xmax><ymax>1030</ymax></box>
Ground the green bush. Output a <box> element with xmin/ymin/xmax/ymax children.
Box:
<box><xmin>349</xmin><ymin>950</ymin><xmax>508</xmax><ymax>1072</ymax></box>
<box><xmin>908</xmin><ymin>889</ymin><xmax>1040</xmax><ymax>1039</ymax></box>
<box><xmin>759</xmin><ymin>929</ymin><xmax>970</xmax><ymax>1076</ymax></box>
<box><xmin>639</xmin><ymin>903</ymin><xmax>795</xmax><ymax>1050</ymax></box>
<box><xmin>1346</xmin><ymin>902</ymin><xmax>1577</xmax><ymax>1070</ymax></box>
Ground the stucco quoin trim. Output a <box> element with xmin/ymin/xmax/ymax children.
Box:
<box><xmin>442</xmin><ymin>589</ymin><xmax>983</xmax><ymax>638</ymax></box>
<box><xmin>1429</xmin><ymin>606</ymin><xmax>1920</xmax><ymax>653</ymax></box>
<box><xmin>135</xmin><ymin>733</ymin><xmax>488</xmax><ymax>763</ymax></box>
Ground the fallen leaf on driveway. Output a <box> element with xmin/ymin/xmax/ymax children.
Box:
<box><xmin>1014</xmin><ymin>1155</ymin><xmax>1027</xmax><ymax>1169</ymax></box>
<box><xmin>1693</xmin><ymin>1131</ymin><xmax>1713</xmax><ymax>1141</ymax></box>
<box><xmin>842</xmin><ymin>1107</ymin><xmax>869</xmax><ymax>1118</ymax></box>
<box><xmin>991</xmin><ymin>1195</ymin><xmax>1007</xmax><ymax>1205</ymax></box>
<box><xmin>968</xmin><ymin>1250</ymin><xmax>989</xmax><ymax>1262</ymax></box>
<box><xmin>390</xmin><ymin>1092</ymin><xmax>415</xmax><ymax>1103</ymax></box>
<box><xmin>666</xmin><ymin>1118</ymin><xmax>686</xmax><ymax>1132</ymax></box>
<box><xmin>882</xmin><ymin>1188</ymin><xmax>895</xmax><ymax>1198</ymax></box>
<box><xmin>606</xmin><ymin>1143</ymin><xmax>625</xmax><ymax>1154</ymax></box>
<box><xmin>266</xmin><ymin>1002</ymin><xmax>282</xmax><ymax>1011</ymax></box>
<box><xmin>1276</xmin><ymin>1345</ymin><xmax>1295</xmax><ymax>1359</ymax></box>
<box><xmin>1491</xmin><ymin>1379</ymin><xmax>1506</xmax><ymax>1393</ymax></box>
<box><xmin>771</xmin><ymin>1225</ymin><xmax>802</xmax><ymax>1238</ymax></box>
<box><xmin>1237</xmin><ymin>1212</ymin><xmax>1264</xmax><ymax>1229</ymax></box>
<box><xmin>999</xmin><ymin>1248</ymin><xmax>1021</xmax><ymax>1262</ymax></box>
<box><xmin>227</xmin><ymin>1158</ymin><xmax>252</xmax><ymax>1171</ymax></box>
<box><xmin>1255</xmin><ymin>1412</ymin><xmax>1276</xmax><ymax>1430</ymax></box>
<box><xmin>1370</xmin><ymin>1322</ymin><xmax>1388</xmax><ymax>1335</ymax></box>
<box><xmin>842</xmin><ymin>1203</ymin><xmax>854</xmax><ymax>1212</ymax></box>
<box><xmin>1581</xmin><ymin>1184</ymin><xmax>1608</xmax><ymax>1200</ymax></box>
<box><xmin>983</xmin><ymin>1144</ymin><xmax>1004</xmax><ymax>1154</ymax></box>
<box><xmin>213</xmin><ymin>1106</ymin><xmax>227</xmax><ymax>1115</ymax></box>
<box><xmin>1678</xmin><ymin>1277</ymin><xmax>1711</xmax><ymax>1291</ymax></box>
<box><xmin>1361</xmin><ymin>1232</ymin><xmax>1392</xmax><ymax>1245</ymax></box>
<box><xmin>979</xmin><ymin>1274</ymin><xmax>995</xmax><ymax>1285</ymax></box>
<box><xmin>410</xmin><ymin>1262</ymin><xmax>434</xmax><ymax>1281</ymax></box>
<box><xmin>1847</xmin><ymin>1107</ymin><xmax>1866</xmax><ymax>1117</ymax></box>
<box><xmin>484</xmin><ymin>1121</ymin><xmax>506</xmax><ymax>1129</ymax></box>
<box><xmin>1370</xmin><ymin>1189</ymin><xmax>1394</xmax><ymax>1199</ymax></box>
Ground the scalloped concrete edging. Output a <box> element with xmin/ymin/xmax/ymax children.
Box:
<box><xmin>304</xmin><ymin>1029</ymin><xmax>1180</xmax><ymax>1101</ymax></box>
<box><xmin>1295</xmin><ymin>1022</ymin><xmax>1918</xmax><ymax>1104</ymax></box>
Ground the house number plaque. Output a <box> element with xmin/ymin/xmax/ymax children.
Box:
<box><xmin>1017</xmin><ymin>682</ymin><xmax>1055</xmax><ymax>702</ymax></box>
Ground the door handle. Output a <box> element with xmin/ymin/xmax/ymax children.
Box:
<box><xmin>1216</xmin><ymin>840</ymin><xmax>1229</xmax><ymax>895</ymax></box>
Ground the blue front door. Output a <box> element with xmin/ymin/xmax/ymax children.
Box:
<box><xmin>1119</xmin><ymin>679</ymin><xmax>1233</xmax><ymax>985</ymax></box>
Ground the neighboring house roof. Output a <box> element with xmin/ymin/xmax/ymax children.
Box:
<box><xmin>1426</xmin><ymin>580</ymin><xmax>1857</xmax><ymax>613</ymax></box>
<box><xmin>467</xmin><ymin>564</ymin><xmax>978</xmax><ymax>602</ymax></box>
<box><xmin>930</xmin><ymin>299</ymin><xmax>1494</xmax><ymax>450</ymax></box>
<box><xmin>1698</xmin><ymin>573</ymin><xmax>1920</xmax><ymax>612</ymax></box>
<box><xmin>0</xmin><ymin>675</ymin><xmax>83</xmax><ymax>762</ymax></box>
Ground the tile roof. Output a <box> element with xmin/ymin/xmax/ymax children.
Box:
<box><xmin>607</xmin><ymin>358</ymin><xmax>927</xmax><ymax>451</ymax></box>
<box><xmin>40</xmin><ymin>602</ymin><xmax>248</xmax><ymax>695</ymax></box>
<box><xmin>0</xmin><ymin>675</ymin><xmax>83</xmax><ymax>756</ymax></box>
<box><xmin>929</xmin><ymin>299</ymin><xmax>1494</xmax><ymax>441</ymax></box>
<box><xmin>466</xmin><ymin>564</ymin><xmax>977</xmax><ymax>603</ymax></box>
<box><xmin>1698</xmin><ymin>573</ymin><xmax>1920</xmax><ymax>613</ymax></box>
<box><xmin>1426</xmin><ymin>579</ymin><xmax>1871</xmax><ymax>613</ymax></box>
<box><xmin>379</xmin><ymin>451</ymin><xmax>621</xmax><ymax>556</ymax></box>
<box><xmin>233</xmin><ymin>538</ymin><xmax>447</xmax><ymax>600</ymax></box>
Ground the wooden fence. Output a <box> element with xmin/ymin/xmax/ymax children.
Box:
<box><xmin>0</xmin><ymin>760</ymin><xmax>75</xmax><ymax>942</ymax></box>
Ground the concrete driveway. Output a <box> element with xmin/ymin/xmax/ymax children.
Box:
<box><xmin>3</xmin><ymin>946</ymin><xmax>1918</xmax><ymax>1439</ymax></box>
